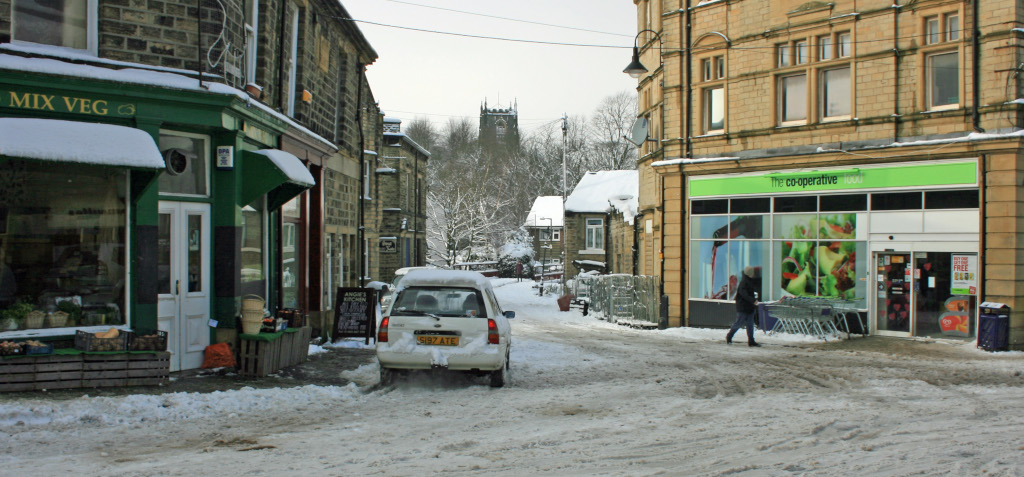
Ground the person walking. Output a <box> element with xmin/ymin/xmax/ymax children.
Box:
<box><xmin>515</xmin><ymin>261</ymin><xmax>524</xmax><ymax>282</ymax></box>
<box><xmin>727</xmin><ymin>266</ymin><xmax>761</xmax><ymax>347</ymax></box>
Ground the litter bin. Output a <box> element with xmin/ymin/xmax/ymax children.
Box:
<box><xmin>978</xmin><ymin>302</ymin><xmax>1010</xmax><ymax>352</ymax></box>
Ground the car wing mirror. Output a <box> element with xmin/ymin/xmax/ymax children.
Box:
<box><xmin>504</xmin><ymin>311</ymin><xmax>516</xmax><ymax>319</ymax></box>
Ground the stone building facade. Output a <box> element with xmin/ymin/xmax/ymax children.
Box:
<box><xmin>632</xmin><ymin>0</ymin><xmax>1024</xmax><ymax>348</ymax></box>
<box><xmin>563</xmin><ymin>171</ymin><xmax>638</xmax><ymax>279</ymax></box>
<box><xmin>376</xmin><ymin>117</ymin><xmax>429</xmax><ymax>283</ymax></box>
<box><xmin>0</xmin><ymin>0</ymin><xmax>383</xmax><ymax>369</ymax></box>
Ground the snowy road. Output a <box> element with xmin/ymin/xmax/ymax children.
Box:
<box><xmin>2</xmin><ymin>279</ymin><xmax>1024</xmax><ymax>476</ymax></box>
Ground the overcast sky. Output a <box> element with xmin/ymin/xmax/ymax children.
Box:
<box><xmin>342</xmin><ymin>0</ymin><xmax>639</xmax><ymax>136</ymax></box>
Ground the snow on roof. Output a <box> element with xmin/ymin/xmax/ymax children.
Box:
<box><xmin>397</xmin><ymin>269</ymin><xmax>493</xmax><ymax>291</ymax></box>
<box><xmin>524</xmin><ymin>196</ymin><xmax>564</xmax><ymax>227</ymax></box>
<box><xmin>0</xmin><ymin>118</ymin><xmax>164</xmax><ymax>169</ymax></box>
<box><xmin>383</xmin><ymin>131</ymin><xmax>431</xmax><ymax>157</ymax></box>
<box><xmin>249</xmin><ymin>149</ymin><xmax>315</xmax><ymax>186</ymax></box>
<box><xmin>376</xmin><ymin>167</ymin><xmax>397</xmax><ymax>173</ymax></box>
<box><xmin>564</xmin><ymin>170</ymin><xmax>639</xmax><ymax>224</ymax></box>
<box><xmin>0</xmin><ymin>53</ymin><xmax>337</xmax><ymax>151</ymax></box>
<box><xmin>383</xmin><ymin>117</ymin><xmax>402</xmax><ymax>123</ymax></box>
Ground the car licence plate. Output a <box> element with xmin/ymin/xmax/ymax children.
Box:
<box><xmin>416</xmin><ymin>335</ymin><xmax>459</xmax><ymax>346</ymax></box>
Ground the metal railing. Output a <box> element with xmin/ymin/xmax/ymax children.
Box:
<box><xmin>570</xmin><ymin>274</ymin><xmax>661</xmax><ymax>326</ymax></box>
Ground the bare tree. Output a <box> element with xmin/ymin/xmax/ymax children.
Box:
<box><xmin>588</xmin><ymin>90</ymin><xmax>639</xmax><ymax>171</ymax></box>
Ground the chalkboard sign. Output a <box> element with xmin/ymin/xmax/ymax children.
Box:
<box><xmin>333</xmin><ymin>287</ymin><xmax>375</xmax><ymax>344</ymax></box>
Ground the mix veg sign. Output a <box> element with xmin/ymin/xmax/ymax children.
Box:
<box><xmin>690</xmin><ymin>161</ymin><xmax>977</xmax><ymax>197</ymax></box>
<box><xmin>0</xmin><ymin>89</ymin><xmax>136</xmax><ymax>118</ymax></box>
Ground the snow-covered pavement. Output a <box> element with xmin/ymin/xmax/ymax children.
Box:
<box><xmin>2</xmin><ymin>279</ymin><xmax>1024</xmax><ymax>476</ymax></box>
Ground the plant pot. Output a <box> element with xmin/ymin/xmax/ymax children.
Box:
<box><xmin>245</xmin><ymin>83</ymin><xmax>263</xmax><ymax>100</ymax></box>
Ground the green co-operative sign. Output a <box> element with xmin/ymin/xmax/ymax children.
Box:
<box><xmin>689</xmin><ymin>161</ymin><xmax>977</xmax><ymax>197</ymax></box>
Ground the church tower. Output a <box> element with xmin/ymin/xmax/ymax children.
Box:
<box><xmin>479</xmin><ymin>99</ymin><xmax>520</xmax><ymax>153</ymax></box>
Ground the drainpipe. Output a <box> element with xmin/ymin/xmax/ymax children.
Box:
<box><xmin>197</xmin><ymin>0</ymin><xmax>203</xmax><ymax>89</ymax></box>
<box><xmin>277</xmin><ymin>2</ymin><xmax>287</xmax><ymax>107</ymax></box>
<box><xmin>413</xmin><ymin>146</ymin><xmax>419</xmax><ymax>266</ymax></box>
<box><xmin>971</xmin><ymin>0</ymin><xmax>984</xmax><ymax>132</ymax></box>
<box><xmin>978</xmin><ymin>157</ymin><xmax>985</xmax><ymax>301</ymax></box>
<box><xmin>684</xmin><ymin>0</ymin><xmax>693</xmax><ymax>159</ymax></box>
<box><xmin>893</xmin><ymin>3</ymin><xmax>901</xmax><ymax>141</ymax></box>
<box><xmin>356</xmin><ymin>64</ymin><xmax>366</xmax><ymax>287</ymax></box>
<box><xmin>632</xmin><ymin>213</ymin><xmax>641</xmax><ymax>276</ymax></box>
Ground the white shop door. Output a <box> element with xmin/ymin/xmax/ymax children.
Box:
<box><xmin>157</xmin><ymin>202</ymin><xmax>211</xmax><ymax>372</ymax></box>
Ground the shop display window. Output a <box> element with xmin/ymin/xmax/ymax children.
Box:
<box><xmin>0</xmin><ymin>160</ymin><xmax>126</xmax><ymax>332</ymax></box>
<box><xmin>690</xmin><ymin>214</ymin><xmax>768</xmax><ymax>300</ymax></box>
<box><xmin>241</xmin><ymin>199</ymin><xmax>265</xmax><ymax>296</ymax></box>
<box><xmin>281</xmin><ymin>196</ymin><xmax>301</xmax><ymax>309</ymax></box>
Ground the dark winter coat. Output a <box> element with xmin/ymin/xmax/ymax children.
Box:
<box><xmin>734</xmin><ymin>274</ymin><xmax>759</xmax><ymax>314</ymax></box>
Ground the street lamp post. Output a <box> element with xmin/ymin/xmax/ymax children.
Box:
<box><xmin>538</xmin><ymin>217</ymin><xmax>553</xmax><ymax>296</ymax></box>
<box><xmin>623</xmin><ymin>29</ymin><xmax>663</xmax><ymax>79</ymax></box>
<box><xmin>561</xmin><ymin>115</ymin><xmax>568</xmax><ymax>293</ymax></box>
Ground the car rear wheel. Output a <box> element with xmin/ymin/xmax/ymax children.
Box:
<box><xmin>489</xmin><ymin>353</ymin><xmax>510</xmax><ymax>388</ymax></box>
<box><xmin>380</xmin><ymin>366</ymin><xmax>395</xmax><ymax>386</ymax></box>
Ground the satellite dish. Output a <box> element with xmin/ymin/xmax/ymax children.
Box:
<box><xmin>625</xmin><ymin>117</ymin><xmax>648</xmax><ymax>147</ymax></box>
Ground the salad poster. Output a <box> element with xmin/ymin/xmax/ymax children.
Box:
<box><xmin>779</xmin><ymin>214</ymin><xmax>858</xmax><ymax>298</ymax></box>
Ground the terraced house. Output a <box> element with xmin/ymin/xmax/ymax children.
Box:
<box><xmin>0</xmin><ymin>0</ymin><xmax>382</xmax><ymax>372</ymax></box>
<box><xmin>631</xmin><ymin>0</ymin><xmax>1024</xmax><ymax>348</ymax></box>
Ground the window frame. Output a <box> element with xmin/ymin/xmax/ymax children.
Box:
<box><xmin>777</xmin><ymin>73</ymin><xmax>808</xmax><ymax>126</ymax></box>
<box><xmin>584</xmin><ymin>218</ymin><xmax>605</xmax><ymax>252</ymax></box>
<box><xmin>285</xmin><ymin>7</ymin><xmax>300</xmax><ymax>117</ymax></box>
<box><xmin>244</xmin><ymin>0</ymin><xmax>259</xmax><ymax>85</ymax></box>
<box><xmin>703</xmin><ymin>86</ymin><xmax>725</xmax><ymax>134</ymax></box>
<box><xmin>925</xmin><ymin>50</ymin><xmax>960</xmax><ymax>111</ymax></box>
<box><xmin>11</xmin><ymin>0</ymin><xmax>98</xmax><ymax>54</ymax></box>
<box><xmin>819</xmin><ymin>66</ymin><xmax>852</xmax><ymax>122</ymax></box>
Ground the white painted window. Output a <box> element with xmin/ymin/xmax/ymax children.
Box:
<box><xmin>926</xmin><ymin>16</ymin><xmax>941</xmax><ymax>45</ymax></box>
<box><xmin>837</xmin><ymin>33</ymin><xmax>851</xmax><ymax>57</ymax></box>
<box><xmin>794</xmin><ymin>41</ymin><xmax>808</xmax><ymax>65</ymax></box>
<box><xmin>777</xmin><ymin>44</ymin><xmax>790</xmax><ymax>67</ymax></box>
<box><xmin>363</xmin><ymin>160</ymin><xmax>371</xmax><ymax>199</ymax></box>
<box><xmin>585</xmin><ymin>218</ymin><xmax>604</xmax><ymax>251</ymax></box>
<box><xmin>12</xmin><ymin>0</ymin><xmax>97</xmax><ymax>53</ymax></box>
<box><xmin>820</xmin><ymin>67</ymin><xmax>851</xmax><ymax>120</ymax></box>
<box><xmin>778</xmin><ymin>74</ymin><xmax>807</xmax><ymax>125</ymax></box>
<box><xmin>927</xmin><ymin>51</ymin><xmax>959</xmax><ymax>109</ymax></box>
<box><xmin>244</xmin><ymin>0</ymin><xmax>259</xmax><ymax>84</ymax></box>
<box><xmin>704</xmin><ymin>87</ymin><xmax>725</xmax><ymax>133</ymax></box>
<box><xmin>285</xmin><ymin>7</ymin><xmax>299</xmax><ymax>117</ymax></box>
<box><xmin>818</xmin><ymin>35</ymin><xmax>833</xmax><ymax>61</ymax></box>
<box><xmin>946</xmin><ymin>15</ymin><xmax>960</xmax><ymax>42</ymax></box>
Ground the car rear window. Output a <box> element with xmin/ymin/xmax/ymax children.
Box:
<box><xmin>391</xmin><ymin>287</ymin><xmax>487</xmax><ymax>317</ymax></box>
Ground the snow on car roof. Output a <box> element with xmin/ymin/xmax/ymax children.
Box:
<box><xmin>397</xmin><ymin>269</ymin><xmax>493</xmax><ymax>290</ymax></box>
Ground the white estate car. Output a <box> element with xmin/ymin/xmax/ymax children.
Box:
<box><xmin>376</xmin><ymin>269</ymin><xmax>514</xmax><ymax>387</ymax></box>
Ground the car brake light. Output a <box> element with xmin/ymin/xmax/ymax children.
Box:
<box><xmin>487</xmin><ymin>319</ymin><xmax>499</xmax><ymax>344</ymax></box>
<box><xmin>378</xmin><ymin>316</ymin><xmax>389</xmax><ymax>343</ymax></box>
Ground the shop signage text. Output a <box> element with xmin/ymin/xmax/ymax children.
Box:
<box><xmin>1</xmin><ymin>90</ymin><xmax>136</xmax><ymax>118</ymax></box>
<box><xmin>768</xmin><ymin>171</ymin><xmax>864</xmax><ymax>190</ymax></box>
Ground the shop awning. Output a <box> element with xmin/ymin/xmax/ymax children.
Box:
<box><xmin>240</xmin><ymin>149</ymin><xmax>315</xmax><ymax>210</ymax></box>
<box><xmin>0</xmin><ymin>118</ymin><xmax>164</xmax><ymax>169</ymax></box>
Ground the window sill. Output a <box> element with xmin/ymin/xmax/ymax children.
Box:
<box><xmin>578</xmin><ymin>249</ymin><xmax>605</xmax><ymax>255</ymax></box>
<box><xmin>922</xmin><ymin>105</ymin><xmax>959</xmax><ymax>113</ymax></box>
<box><xmin>777</xmin><ymin>120</ymin><xmax>808</xmax><ymax>128</ymax></box>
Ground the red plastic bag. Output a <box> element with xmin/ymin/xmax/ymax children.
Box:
<box><xmin>201</xmin><ymin>342</ymin><xmax>236</xmax><ymax>369</ymax></box>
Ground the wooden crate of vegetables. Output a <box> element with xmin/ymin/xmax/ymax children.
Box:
<box><xmin>74</xmin><ymin>328</ymin><xmax>127</xmax><ymax>352</ymax></box>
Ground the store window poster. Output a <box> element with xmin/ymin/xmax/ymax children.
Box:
<box><xmin>950</xmin><ymin>254</ymin><xmax>977</xmax><ymax>295</ymax></box>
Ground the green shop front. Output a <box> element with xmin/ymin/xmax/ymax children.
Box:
<box><xmin>686</xmin><ymin>159</ymin><xmax>980</xmax><ymax>340</ymax></box>
<box><xmin>0</xmin><ymin>68</ymin><xmax>313</xmax><ymax>374</ymax></box>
